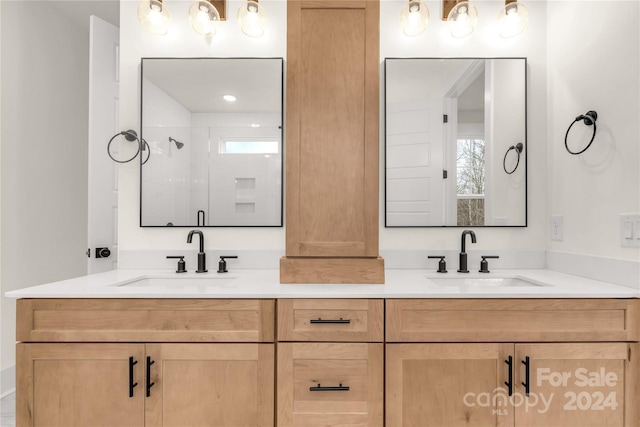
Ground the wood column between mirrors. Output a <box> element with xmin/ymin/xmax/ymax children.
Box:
<box><xmin>280</xmin><ymin>0</ymin><xmax>384</xmax><ymax>284</ymax></box>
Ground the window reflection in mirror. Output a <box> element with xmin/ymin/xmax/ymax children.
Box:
<box><xmin>385</xmin><ymin>58</ymin><xmax>527</xmax><ymax>227</ymax></box>
<box><xmin>140</xmin><ymin>58</ymin><xmax>283</xmax><ymax>227</ymax></box>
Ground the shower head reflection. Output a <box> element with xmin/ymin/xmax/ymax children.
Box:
<box><xmin>169</xmin><ymin>137</ymin><xmax>184</xmax><ymax>149</ymax></box>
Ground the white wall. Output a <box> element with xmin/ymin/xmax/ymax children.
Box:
<box><xmin>119</xmin><ymin>0</ymin><xmax>548</xmax><ymax>260</ymax></box>
<box><xmin>142</xmin><ymin>78</ymin><xmax>193</xmax><ymax>225</ymax></box>
<box><xmin>119</xmin><ymin>0</ymin><xmax>286</xmax><ymax>252</ymax></box>
<box><xmin>0</xmin><ymin>0</ymin><xmax>3</xmax><ymax>395</ymax></box>
<box><xmin>1</xmin><ymin>1</ymin><xmax>89</xmax><ymax>378</ymax></box>
<box><xmin>546</xmin><ymin>0</ymin><xmax>640</xmax><ymax>261</ymax></box>
<box><xmin>487</xmin><ymin>59</ymin><xmax>526</xmax><ymax>225</ymax></box>
<box><xmin>380</xmin><ymin>0</ymin><xmax>548</xmax><ymax>255</ymax></box>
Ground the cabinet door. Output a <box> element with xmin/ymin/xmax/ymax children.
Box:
<box><xmin>284</xmin><ymin>0</ymin><xmax>379</xmax><ymax>259</ymax></box>
<box><xmin>277</xmin><ymin>342</ymin><xmax>383</xmax><ymax>427</ymax></box>
<box><xmin>514</xmin><ymin>343</ymin><xmax>627</xmax><ymax>427</ymax></box>
<box><xmin>280</xmin><ymin>0</ymin><xmax>383</xmax><ymax>283</ymax></box>
<box><xmin>145</xmin><ymin>344</ymin><xmax>274</xmax><ymax>427</ymax></box>
<box><xmin>17</xmin><ymin>343</ymin><xmax>145</xmax><ymax>427</ymax></box>
<box><xmin>386</xmin><ymin>343</ymin><xmax>514</xmax><ymax>427</ymax></box>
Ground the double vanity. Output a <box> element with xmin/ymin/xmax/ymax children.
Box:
<box><xmin>7</xmin><ymin>1</ymin><xmax>637</xmax><ymax>425</ymax></box>
<box><xmin>8</xmin><ymin>267</ymin><xmax>639</xmax><ymax>427</ymax></box>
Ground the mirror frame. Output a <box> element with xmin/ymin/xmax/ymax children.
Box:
<box><xmin>139</xmin><ymin>57</ymin><xmax>285</xmax><ymax>228</ymax></box>
<box><xmin>383</xmin><ymin>57</ymin><xmax>528</xmax><ymax>228</ymax></box>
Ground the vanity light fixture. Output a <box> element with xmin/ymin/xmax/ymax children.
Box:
<box><xmin>444</xmin><ymin>0</ymin><xmax>479</xmax><ymax>38</ymax></box>
<box><xmin>237</xmin><ymin>0</ymin><xmax>268</xmax><ymax>38</ymax></box>
<box><xmin>497</xmin><ymin>0</ymin><xmax>528</xmax><ymax>38</ymax></box>
<box><xmin>137</xmin><ymin>0</ymin><xmax>172</xmax><ymax>35</ymax></box>
<box><xmin>223</xmin><ymin>94</ymin><xmax>237</xmax><ymax>102</ymax></box>
<box><xmin>399</xmin><ymin>0</ymin><xmax>430</xmax><ymax>37</ymax></box>
<box><xmin>189</xmin><ymin>0</ymin><xmax>226</xmax><ymax>36</ymax></box>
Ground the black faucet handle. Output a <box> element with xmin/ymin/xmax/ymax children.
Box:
<box><xmin>217</xmin><ymin>256</ymin><xmax>239</xmax><ymax>273</ymax></box>
<box><xmin>428</xmin><ymin>256</ymin><xmax>448</xmax><ymax>273</ymax></box>
<box><xmin>167</xmin><ymin>256</ymin><xmax>187</xmax><ymax>273</ymax></box>
<box><xmin>479</xmin><ymin>255</ymin><xmax>499</xmax><ymax>273</ymax></box>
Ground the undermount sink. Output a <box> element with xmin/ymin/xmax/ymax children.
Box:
<box><xmin>427</xmin><ymin>276</ymin><xmax>550</xmax><ymax>288</ymax></box>
<box><xmin>114</xmin><ymin>276</ymin><xmax>236</xmax><ymax>288</ymax></box>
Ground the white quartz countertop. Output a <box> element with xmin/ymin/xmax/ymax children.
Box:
<box><xmin>5</xmin><ymin>269</ymin><xmax>639</xmax><ymax>299</ymax></box>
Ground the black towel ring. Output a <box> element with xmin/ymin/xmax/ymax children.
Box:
<box><xmin>503</xmin><ymin>142</ymin><xmax>523</xmax><ymax>175</ymax></box>
<box><xmin>564</xmin><ymin>110</ymin><xmax>597</xmax><ymax>155</ymax></box>
<box><xmin>107</xmin><ymin>130</ymin><xmax>150</xmax><ymax>165</ymax></box>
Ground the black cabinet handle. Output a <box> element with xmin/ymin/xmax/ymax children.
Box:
<box><xmin>521</xmin><ymin>356</ymin><xmax>530</xmax><ymax>396</ymax></box>
<box><xmin>146</xmin><ymin>356</ymin><xmax>155</xmax><ymax>397</ymax></box>
<box><xmin>309</xmin><ymin>383</ymin><xmax>350</xmax><ymax>391</ymax></box>
<box><xmin>504</xmin><ymin>356</ymin><xmax>513</xmax><ymax>396</ymax></box>
<box><xmin>309</xmin><ymin>318</ymin><xmax>351</xmax><ymax>324</ymax></box>
<box><xmin>129</xmin><ymin>357</ymin><xmax>138</xmax><ymax>398</ymax></box>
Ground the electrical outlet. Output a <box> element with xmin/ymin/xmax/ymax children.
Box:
<box><xmin>620</xmin><ymin>214</ymin><xmax>640</xmax><ymax>248</ymax></box>
<box><xmin>551</xmin><ymin>215</ymin><xmax>564</xmax><ymax>241</ymax></box>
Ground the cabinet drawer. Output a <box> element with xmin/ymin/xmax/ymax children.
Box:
<box><xmin>17</xmin><ymin>299</ymin><xmax>275</xmax><ymax>342</ymax></box>
<box><xmin>386</xmin><ymin>299</ymin><xmax>639</xmax><ymax>342</ymax></box>
<box><xmin>277</xmin><ymin>342</ymin><xmax>383</xmax><ymax>427</ymax></box>
<box><xmin>277</xmin><ymin>299</ymin><xmax>384</xmax><ymax>342</ymax></box>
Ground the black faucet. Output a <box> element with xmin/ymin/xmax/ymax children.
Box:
<box><xmin>458</xmin><ymin>230</ymin><xmax>477</xmax><ymax>273</ymax></box>
<box><xmin>187</xmin><ymin>230</ymin><xmax>207</xmax><ymax>273</ymax></box>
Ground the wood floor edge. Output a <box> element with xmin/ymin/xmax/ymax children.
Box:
<box><xmin>280</xmin><ymin>256</ymin><xmax>385</xmax><ymax>284</ymax></box>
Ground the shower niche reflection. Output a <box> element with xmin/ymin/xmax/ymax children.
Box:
<box><xmin>140</xmin><ymin>58</ymin><xmax>283</xmax><ymax>227</ymax></box>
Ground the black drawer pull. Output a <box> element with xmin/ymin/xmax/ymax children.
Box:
<box><xmin>129</xmin><ymin>357</ymin><xmax>138</xmax><ymax>398</ymax></box>
<box><xmin>310</xmin><ymin>383</ymin><xmax>350</xmax><ymax>391</ymax></box>
<box><xmin>310</xmin><ymin>318</ymin><xmax>351</xmax><ymax>324</ymax></box>
<box><xmin>146</xmin><ymin>356</ymin><xmax>155</xmax><ymax>397</ymax></box>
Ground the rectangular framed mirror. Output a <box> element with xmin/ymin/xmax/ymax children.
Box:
<box><xmin>140</xmin><ymin>57</ymin><xmax>283</xmax><ymax>227</ymax></box>
<box><xmin>384</xmin><ymin>58</ymin><xmax>527</xmax><ymax>227</ymax></box>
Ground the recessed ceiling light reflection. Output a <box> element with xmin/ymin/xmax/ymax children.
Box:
<box><xmin>223</xmin><ymin>94</ymin><xmax>237</xmax><ymax>102</ymax></box>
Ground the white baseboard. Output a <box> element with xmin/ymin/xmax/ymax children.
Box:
<box><xmin>1</xmin><ymin>365</ymin><xmax>15</xmax><ymax>398</ymax></box>
<box><xmin>546</xmin><ymin>251</ymin><xmax>640</xmax><ymax>290</ymax></box>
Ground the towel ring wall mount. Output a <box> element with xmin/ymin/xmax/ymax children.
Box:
<box><xmin>503</xmin><ymin>142</ymin><xmax>524</xmax><ymax>175</ymax></box>
<box><xmin>107</xmin><ymin>130</ymin><xmax>150</xmax><ymax>164</ymax></box>
<box><xmin>564</xmin><ymin>110</ymin><xmax>598</xmax><ymax>155</ymax></box>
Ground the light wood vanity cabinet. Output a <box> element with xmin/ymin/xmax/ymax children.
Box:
<box><xmin>385</xmin><ymin>299</ymin><xmax>640</xmax><ymax>427</ymax></box>
<box><xmin>16</xmin><ymin>299</ymin><xmax>275</xmax><ymax>427</ymax></box>
<box><xmin>280</xmin><ymin>0</ymin><xmax>384</xmax><ymax>283</ymax></box>
<box><xmin>277</xmin><ymin>299</ymin><xmax>384</xmax><ymax>427</ymax></box>
<box><xmin>15</xmin><ymin>297</ymin><xmax>639</xmax><ymax>427</ymax></box>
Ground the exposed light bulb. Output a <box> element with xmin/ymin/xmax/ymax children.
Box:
<box><xmin>498</xmin><ymin>2</ymin><xmax>528</xmax><ymax>38</ymax></box>
<box><xmin>189</xmin><ymin>0</ymin><xmax>220</xmax><ymax>36</ymax></box>
<box><xmin>399</xmin><ymin>0</ymin><xmax>429</xmax><ymax>37</ymax></box>
<box><xmin>447</xmin><ymin>1</ymin><xmax>478</xmax><ymax>38</ymax></box>
<box><xmin>137</xmin><ymin>0</ymin><xmax>172</xmax><ymax>35</ymax></box>
<box><xmin>237</xmin><ymin>0</ymin><xmax>267</xmax><ymax>37</ymax></box>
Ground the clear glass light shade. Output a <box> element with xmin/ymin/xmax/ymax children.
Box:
<box><xmin>399</xmin><ymin>0</ymin><xmax>429</xmax><ymax>37</ymax></box>
<box><xmin>237</xmin><ymin>0</ymin><xmax>268</xmax><ymax>38</ymax></box>
<box><xmin>137</xmin><ymin>0</ymin><xmax>172</xmax><ymax>35</ymax></box>
<box><xmin>447</xmin><ymin>1</ymin><xmax>478</xmax><ymax>38</ymax></box>
<box><xmin>189</xmin><ymin>1</ymin><xmax>221</xmax><ymax>36</ymax></box>
<box><xmin>497</xmin><ymin>2</ymin><xmax>528</xmax><ymax>38</ymax></box>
